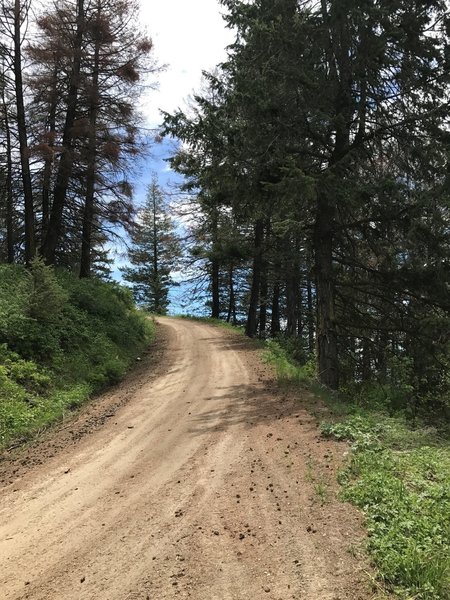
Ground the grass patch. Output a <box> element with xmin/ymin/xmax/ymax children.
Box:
<box><xmin>0</xmin><ymin>260</ymin><xmax>154</xmax><ymax>449</ymax></box>
<box><xmin>264</xmin><ymin>340</ymin><xmax>450</xmax><ymax>600</ymax></box>
<box><xmin>324</xmin><ymin>419</ymin><xmax>450</xmax><ymax>600</ymax></box>
<box><xmin>263</xmin><ymin>339</ymin><xmax>315</xmax><ymax>383</ymax></box>
<box><xmin>313</xmin><ymin>481</ymin><xmax>329</xmax><ymax>504</ymax></box>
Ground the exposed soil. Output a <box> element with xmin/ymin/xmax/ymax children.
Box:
<box><xmin>0</xmin><ymin>318</ymin><xmax>379</xmax><ymax>600</ymax></box>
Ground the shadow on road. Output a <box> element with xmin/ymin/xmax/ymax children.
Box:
<box><xmin>188</xmin><ymin>381</ymin><xmax>321</xmax><ymax>437</ymax></box>
<box><xmin>198</xmin><ymin>336</ymin><xmax>264</xmax><ymax>353</ymax></box>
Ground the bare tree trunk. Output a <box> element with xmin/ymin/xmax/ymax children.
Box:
<box><xmin>211</xmin><ymin>257</ymin><xmax>220</xmax><ymax>318</ymax></box>
<box><xmin>245</xmin><ymin>218</ymin><xmax>264</xmax><ymax>337</ymax></box>
<box><xmin>286</xmin><ymin>270</ymin><xmax>298</xmax><ymax>337</ymax></box>
<box><xmin>210</xmin><ymin>208</ymin><xmax>220</xmax><ymax>318</ymax></box>
<box><xmin>270</xmin><ymin>279</ymin><xmax>280</xmax><ymax>336</ymax></box>
<box><xmin>226</xmin><ymin>264</ymin><xmax>236</xmax><ymax>324</ymax></box>
<box><xmin>151</xmin><ymin>186</ymin><xmax>161</xmax><ymax>311</ymax></box>
<box><xmin>1</xmin><ymin>76</ymin><xmax>14</xmax><ymax>263</ymax></box>
<box><xmin>361</xmin><ymin>337</ymin><xmax>371</xmax><ymax>381</ymax></box>
<box><xmin>313</xmin><ymin>0</ymin><xmax>353</xmax><ymax>389</ymax></box>
<box><xmin>41</xmin><ymin>65</ymin><xmax>58</xmax><ymax>244</ymax></box>
<box><xmin>80</xmin><ymin>7</ymin><xmax>100</xmax><ymax>278</ymax></box>
<box><xmin>297</xmin><ymin>283</ymin><xmax>303</xmax><ymax>337</ymax></box>
<box><xmin>314</xmin><ymin>191</ymin><xmax>339</xmax><ymax>389</ymax></box>
<box><xmin>14</xmin><ymin>0</ymin><xmax>35</xmax><ymax>264</ymax></box>
<box><xmin>43</xmin><ymin>0</ymin><xmax>85</xmax><ymax>264</ymax></box>
<box><xmin>258</xmin><ymin>257</ymin><xmax>268</xmax><ymax>337</ymax></box>
<box><xmin>5</xmin><ymin>112</ymin><xmax>14</xmax><ymax>263</ymax></box>
<box><xmin>307</xmin><ymin>273</ymin><xmax>314</xmax><ymax>355</ymax></box>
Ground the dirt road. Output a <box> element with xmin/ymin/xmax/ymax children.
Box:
<box><xmin>0</xmin><ymin>318</ymin><xmax>373</xmax><ymax>600</ymax></box>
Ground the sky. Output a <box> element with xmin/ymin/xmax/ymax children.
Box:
<box><xmin>139</xmin><ymin>0</ymin><xmax>233</xmax><ymax>129</ymax></box>
<box><xmin>111</xmin><ymin>1</ymin><xmax>234</xmax><ymax>312</ymax></box>
<box><xmin>131</xmin><ymin>0</ymin><xmax>234</xmax><ymax>206</ymax></box>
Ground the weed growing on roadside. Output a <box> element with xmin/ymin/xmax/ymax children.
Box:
<box><xmin>305</xmin><ymin>458</ymin><xmax>315</xmax><ymax>483</ymax></box>
<box><xmin>322</xmin><ymin>418</ymin><xmax>450</xmax><ymax>600</ymax></box>
<box><xmin>314</xmin><ymin>481</ymin><xmax>329</xmax><ymax>504</ymax></box>
<box><xmin>264</xmin><ymin>340</ymin><xmax>450</xmax><ymax>600</ymax></box>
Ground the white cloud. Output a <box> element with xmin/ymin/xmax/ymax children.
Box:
<box><xmin>139</xmin><ymin>0</ymin><xmax>233</xmax><ymax>128</ymax></box>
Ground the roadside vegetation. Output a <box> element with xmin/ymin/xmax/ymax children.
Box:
<box><xmin>264</xmin><ymin>340</ymin><xmax>450</xmax><ymax>600</ymax></box>
<box><xmin>0</xmin><ymin>259</ymin><xmax>154</xmax><ymax>449</ymax></box>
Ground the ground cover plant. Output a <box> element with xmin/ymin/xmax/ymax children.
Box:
<box><xmin>264</xmin><ymin>340</ymin><xmax>450</xmax><ymax>600</ymax></box>
<box><xmin>0</xmin><ymin>259</ymin><xmax>154</xmax><ymax>449</ymax></box>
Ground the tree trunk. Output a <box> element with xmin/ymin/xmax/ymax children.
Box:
<box><xmin>313</xmin><ymin>0</ymin><xmax>353</xmax><ymax>389</ymax></box>
<box><xmin>286</xmin><ymin>271</ymin><xmax>298</xmax><ymax>337</ymax></box>
<box><xmin>152</xmin><ymin>186</ymin><xmax>161</xmax><ymax>312</ymax></box>
<box><xmin>210</xmin><ymin>207</ymin><xmax>220</xmax><ymax>318</ymax></box>
<box><xmin>1</xmin><ymin>80</ymin><xmax>14</xmax><ymax>263</ymax></box>
<box><xmin>245</xmin><ymin>218</ymin><xmax>264</xmax><ymax>337</ymax></box>
<box><xmin>361</xmin><ymin>337</ymin><xmax>371</xmax><ymax>381</ymax></box>
<box><xmin>314</xmin><ymin>191</ymin><xmax>339</xmax><ymax>389</ymax></box>
<box><xmin>226</xmin><ymin>264</ymin><xmax>236</xmax><ymax>324</ymax></box>
<box><xmin>258</xmin><ymin>257</ymin><xmax>268</xmax><ymax>337</ymax></box>
<box><xmin>297</xmin><ymin>283</ymin><xmax>303</xmax><ymax>337</ymax></box>
<box><xmin>211</xmin><ymin>257</ymin><xmax>220</xmax><ymax>318</ymax></box>
<box><xmin>270</xmin><ymin>280</ymin><xmax>280</xmax><ymax>336</ymax></box>
<box><xmin>41</xmin><ymin>65</ymin><xmax>59</xmax><ymax>244</ymax></box>
<box><xmin>375</xmin><ymin>329</ymin><xmax>388</xmax><ymax>381</ymax></box>
<box><xmin>80</xmin><ymin>9</ymin><xmax>100</xmax><ymax>279</ymax></box>
<box><xmin>14</xmin><ymin>0</ymin><xmax>35</xmax><ymax>264</ymax></box>
<box><xmin>43</xmin><ymin>0</ymin><xmax>85</xmax><ymax>264</ymax></box>
<box><xmin>307</xmin><ymin>274</ymin><xmax>314</xmax><ymax>355</ymax></box>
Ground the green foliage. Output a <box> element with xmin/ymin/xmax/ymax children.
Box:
<box><xmin>164</xmin><ymin>0</ymin><xmax>450</xmax><ymax>400</ymax></box>
<box><xmin>265</xmin><ymin>335</ymin><xmax>450</xmax><ymax>599</ymax></box>
<box><xmin>322</xmin><ymin>415</ymin><xmax>450</xmax><ymax>600</ymax></box>
<box><xmin>0</xmin><ymin>265</ymin><xmax>154</xmax><ymax>448</ymax></box>
<box><xmin>122</xmin><ymin>178</ymin><xmax>181</xmax><ymax>315</ymax></box>
<box><xmin>273</xmin><ymin>334</ymin><xmax>308</xmax><ymax>364</ymax></box>
<box><xmin>27</xmin><ymin>256</ymin><xmax>68</xmax><ymax>322</ymax></box>
<box><xmin>263</xmin><ymin>339</ymin><xmax>315</xmax><ymax>383</ymax></box>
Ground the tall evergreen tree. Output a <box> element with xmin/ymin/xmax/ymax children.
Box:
<box><xmin>164</xmin><ymin>0</ymin><xmax>450</xmax><ymax>405</ymax></box>
<box><xmin>122</xmin><ymin>179</ymin><xmax>181</xmax><ymax>314</ymax></box>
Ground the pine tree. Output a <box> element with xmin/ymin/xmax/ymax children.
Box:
<box><xmin>122</xmin><ymin>179</ymin><xmax>181</xmax><ymax>314</ymax></box>
<box><xmin>164</xmin><ymin>0</ymin><xmax>450</xmax><ymax>404</ymax></box>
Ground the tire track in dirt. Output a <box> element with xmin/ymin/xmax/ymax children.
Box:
<box><xmin>0</xmin><ymin>318</ymin><xmax>377</xmax><ymax>600</ymax></box>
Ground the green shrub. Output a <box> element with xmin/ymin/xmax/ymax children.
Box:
<box><xmin>27</xmin><ymin>257</ymin><xmax>68</xmax><ymax>323</ymax></box>
<box><xmin>263</xmin><ymin>334</ymin><xmax>450</xmax><ymax>599</ymax></box>
<box><xmin>0</xmin><ymin>265</ymin><xmax>155</xmax><ymax>448</ymax></box>
<box><xmin>263</xmin><ymin>339</ymin><xmax>316</xmax><ymax>383</ymax></box>
<box><xmin>322</xmin><ymin>414</ymin><xmax>450</xmax><ymax>600</ymax></box>
<box><xmin>273</xmin><ymin>333</ymin><xmax>308</xmax><ymax>364</ymax></box>
<box><xmin>0</xmin><ymin>345</ymin><xmax>51</xmax><ymax>394</ymax></box>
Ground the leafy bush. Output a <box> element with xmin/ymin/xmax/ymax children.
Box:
<box><xmin>0</xmin><ymin>264</ymin><xmax>154</xmax><ymax>448</ymax></box>
<box><xmin>263</xmin><ymin>339</ymin><xmax>315</xmax><ymax>383</ymax></box>
<box><xmin>264</xmin><ymin>336</ymin><xmax>450</xmax><ymax>599</ymax></box>
<box><xmin>27</xmin><ymin>257</ymin><xmax>68</xmax><ymax>323</ymax></box>
<box><xmin>322</xmin><ymin>415</ymin><xmax>450</xmax><ymax>600</ymax></box>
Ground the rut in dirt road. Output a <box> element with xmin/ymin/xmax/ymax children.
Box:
<box><xmin>0</xmin><ymin>318</ymin><xmax>373</xmax><ymax>600</ymax></box>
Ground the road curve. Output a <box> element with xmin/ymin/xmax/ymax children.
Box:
<box><xmin>0</xmin><ymin>318</ymin><xmax>371</xmax><ymax>600</ymax></box>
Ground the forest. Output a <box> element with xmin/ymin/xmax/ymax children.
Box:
<box><xmin>163</xmin><ymin>0</ymin><xmax>450</xmax><ymax>417</ymax></box>
<box><xmin>1</xmin><ymin>0</ymin><xmax>449</xmax><ymax>418</ymax></box>
<box><xmin>0</xmin><ymin>0</ymin><xmax>157</xmax><ymax>272</ymax></box>
<box><xmin>0</xmin><ymin>2</ymin><xmax>449</xmax><ymax>598</ymax></box>
<box><xmin>0</xmin><ymin>0</ymin><xmax>157</xmax><ymax>445</ymax></box>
